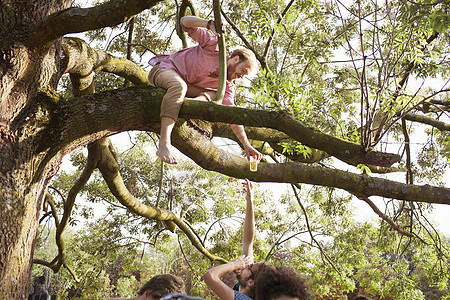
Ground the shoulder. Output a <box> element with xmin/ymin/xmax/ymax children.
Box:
<box><xmin>234</xmin><ymin>290</ymin><xmax>253</xmax><ymax>300</ymax></box>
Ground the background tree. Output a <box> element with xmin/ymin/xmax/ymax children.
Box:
<box><xmin>2</xmin><ymin>0</ymin><xmax>450</xmax><ymax>298</ymax></box>
<box><xmin>34</xmin><ymin>135</ymin><xmax>450</xmax><ymax>299</ymax></box>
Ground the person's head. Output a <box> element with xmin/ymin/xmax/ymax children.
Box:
<box><xmin>227</xmin><ymin>49</ymin><xmax>258</xmax><ymax>81</ymax></box>
<box><xmin>137</xmin><ymin>274</ymin><xmax>185</xmax><ymax>300</ymax></box>
<box><xmin>254</xmin><ymin>264</ymin><xmax>310</xmax><ymax>300</ymax></box>
<box><xmin>236</xmin><ymin>261</ymin><xmax>263</xmax><ymax>288</ymax></box>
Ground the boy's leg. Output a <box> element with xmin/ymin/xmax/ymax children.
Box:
<box><xmin>158</xmin><ymin>116</ymin><xmax>177</xmax><ymax>164</ymax></box>
<box><xmin>185</xmin><ymin>83</ymin><xmax>216</xmax><ymax>101</ymax></box>
<box><xmin>148</xmin><ymin>66</ymin><xmax>188</xmax><ymax>164</ymax></box>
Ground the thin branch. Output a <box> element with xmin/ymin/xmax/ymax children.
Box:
<box><xmin>123</xmin><ymin>17</ymin><xmax>135</xmax><ymax>88</ymax></box>
<box><xmin>202</xmin><ymin>216</ymin><xmax>241</xmax><ymax>245</ymax></box>
<box><xmin>156</xmin><ymin>161</ymin><xmax>164</xmax><ymax>207</ymax></box>
<box><xmin>263</xmin><ymin>0</ymin><xmax>295</xmax><ymax>59</ymax></box>
<box><xmin>291</xmin><ymin>183</ymin><xmax>342</xmax><ymax>276</ymax></box>
<box><xmin>265</xmin><ymin>223</ymin><xmax>307</xmax><ymax>261</ymax></box>
<box><xmin>404</xmin><ymin>113</ymin><xmax>450</xmax><ymax>131</ymax></box>
<box><xmin>401</xmin><ymin>118</ymin><xmax>413</xmax><ymax>184</ymax></box>
<box><xmin>372</xmin><ymin>31</ymin><xmax>440</xmax><ymax>144</ymax></box>
<box><xmin>357</xmin><ymin>196</ymin><xmax>413</xmax><ymax>237</ymax></box>
<box><xmin>220</xmin><ymin>8</ymin><xmax>267</xmax><ymax>70</ymax></box>
<box><xmin>45</xmin><ymin>191</ymin><xmax>60</xmax><ymax>227</ymax></box>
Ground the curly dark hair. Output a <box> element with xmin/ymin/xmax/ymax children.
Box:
<box><xmin>137</xmin><ymin>274</ymin><xmax>185</xmax><ymax>298</ymax></box>
<box><xmin>254</xmin><ymin>264</ymin><xmax>310</xmax><ymax>300</ymax></box>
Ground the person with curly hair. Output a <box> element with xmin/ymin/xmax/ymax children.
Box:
<box><xmin>203</xmin><ymin>180</ymin><xmax>310</xmax><ymax>300</ymax></box>
<box><xmin>204</xmin><ymin>258</ymin><xmax>310</xmax><ymax>300</ymax></box>
<box><xmin>108</xmin><ymin>274</ymin><xmax>185</xmax><ymax>300</ymax></box>
<box><xmin>254</xmin><ymin>264</ymin><xmax>310</xmax><ymax>300</ymax></box>
<box><xmin>203</xmin><ymin>179</ymin><xmax>261</xmax><ymax>300</ymax></box>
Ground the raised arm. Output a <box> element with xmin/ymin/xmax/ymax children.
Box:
<box><xmin>242</xmin><ymin>179</ymin><xmax>255</xmax><ymax>259</ymax></box>
<box><xmin>230</xmin><ymin>124</ymin><xmax>262</xmax><ymax>161</ymax></box>
<box><xmin>180</xmin><ymin>16</ymin><xmax>222</xmax><ymax>35</ymax></box>
<box><xmin>203</xmin><ymin>255</ymin><xmax>252</xmax><ymax>300</ymax></box>
<box><xmin>180</xmin><ymin>16</ymin><xmax>208</xmax><ymax>28</ymax></box>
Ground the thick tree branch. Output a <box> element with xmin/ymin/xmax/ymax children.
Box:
<box><xmin>34</xmin><ymin>84</ymin><xmax>445</xmax><ymax>206</ymax></box>
<box><xmin>180</xmin><ymin>100</ymin><xmax>400</xmax><ymax>167</ymax></box>
<box><xmin>62</xmin><ymin>37</ymin><xmax>149</xmax><ymax>88</ymax></box>
<box><xmin>93</xmin><ymin>138</ymin><xmax>227</xmax><ymax>263</ymax></box>
<box><xmin>170</xmin><ymin>121</ymin><xmax>450</xmax><ymax>204</ymax></box>
<box><xmin>30</xmin><ymin>0</ymin><xmax>164</xmax><ymax>47</ymax></box>
<box><xmin>43</xmin><ymin>84</ymin><xmax>398</xmax><ymax>170</ymax></box>
<box><xmin>216</xmin><ymin>126</ymin><xmax>403</xmax><ymax>172</ymax></box>
<box><xmin>212</xmin><ymin>123</ymin><xmax>329</xmax><ymax>163</ymax></box>
<box><xmin>59</xmin><ymin>38</ymin><xmax>399</xmax><ymax>168</ymax></box>
<box><xmin>404</xmin><ymin>112</ymin><xmax>450</xmax><ymax>131</ymax></box>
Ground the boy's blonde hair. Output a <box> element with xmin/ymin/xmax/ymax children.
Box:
<box><xmin>230</xmin><ymin>48</ymin><xmax>258</xmax><ymax>73</ymax></box>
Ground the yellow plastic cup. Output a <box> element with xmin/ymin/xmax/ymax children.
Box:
<box><xmin>250</xmin><ymin>157</ymin><xmax>258</xmax><ymax>172</ymax></box>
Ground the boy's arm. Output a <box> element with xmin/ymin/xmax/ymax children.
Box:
<box><xmin>180</xmin><ymin>16</ymin><xmax>222</xmax><ymax>35</ymax></box>
<box><xmin>203</xmin><ymin>256</ymin><xmax>251</xmax><ymax>300</ymax></box>
<box><xmin>180</xmin><ymin>16</ymin><xmax>208</xmax><ymax>29</ymax></box>
<box><xmin>242</xmin><ymin>179</ymin><xmax>254</xmax><ymax>259</ymax></box>
<box><xmin>230</xmin><ymin>124</ymin><xmax>262</xmax><ymax>161</ymax></box>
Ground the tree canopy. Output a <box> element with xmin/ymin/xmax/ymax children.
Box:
<box><xmin>1</xmin><ymin>0</ymin><xmax>450</xmax><ymax>298</ymax></box>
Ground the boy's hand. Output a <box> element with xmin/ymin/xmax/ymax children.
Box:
<box><xmin>207</xmin><ymin>20</ymin><xmax>226</xmax><ymax>36</ymax></box>
<box><xmin>242</xmin><ymin>179</ymin><xmax>254</xmax><ymax>197</ymax></box>
<box><xmin>230</xmin><ymin>255</ymin><xmax>252</xmax><ymax>271</ymax></box>
<box><xmin>245</xmin><ymin>145</ymin><xmax>262</xmax><ymax>162</ymax></box>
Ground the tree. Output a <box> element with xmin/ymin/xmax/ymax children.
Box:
<box><xmin>2</xmin><ymin>0</ymin><xmax>450</xmax><ymax>297</ymax></box>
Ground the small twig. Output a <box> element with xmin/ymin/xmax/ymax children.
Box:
<box><xmin>291</xmin><ymin>183</ymin><xmax>342</xmax><ymax>275</ymax></box>
<box><xmin>220</xmin><ymin>8</ymin><xmax>267</xmax><ymax>70</ymax></box>
<box><xmin>401</xmin><ymin>118</ymin><xmax>413</xmax><ymax>184</ymax></box>
<box><xmin>357</xmin><ymin>195</ymin><xmax>413</xmax><ymax>237</ymax></box>
<box><xmin>263</xmin><ymin>0</ymin><xmax>295</xmax><ymax>60</ymax></box>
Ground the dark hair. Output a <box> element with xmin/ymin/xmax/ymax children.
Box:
<box><xmin>137</xmin><ymin>274</ymin><xmax>185</xmax><ymax>298</ymax></box>
<box><xmin>254</xmin><ymin>265</ymin><xmax>310</xmax><ymax>300</ymax></box>
<box><xmin>354</xmin><ymin>296</ymin><xmax>372</xmax><ymax>300</ymax></box>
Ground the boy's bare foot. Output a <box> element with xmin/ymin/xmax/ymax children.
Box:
<box><xmin>156</xmin><ymin>144</ymin><xmax>178</xmax><ymax>164</ymax></box>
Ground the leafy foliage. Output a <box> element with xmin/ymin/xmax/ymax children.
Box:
<box><xmin>32</xmin><ymin>0</ymin><xmax>450</xmax><ymax>298</ymax></box>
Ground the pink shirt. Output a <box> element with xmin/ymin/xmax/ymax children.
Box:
<box><xmin>149</xmin><ymin>25</ymin><xmax>235</xmax><ymax>106</ymax></box>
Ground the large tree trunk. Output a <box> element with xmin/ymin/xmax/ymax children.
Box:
<box><xmin>0</xmin><ymin>1</ymin><xmax>72</xmax><ymax>297</ymax></box>
<box><xmin>1</xmin><ymin>0</ymin><xmax>163</xmax><ymax>295</ymax></box>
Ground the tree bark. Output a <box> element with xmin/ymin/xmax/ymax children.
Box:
<box><xmin>1</xmin><ymin>0</ymin><xmax>72</xmax><ymax>295</ymax></box>
<box><xmin>0</xmin><ymin>0</ymin><xmax>162</xmax><ymax>296</ymax></box>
